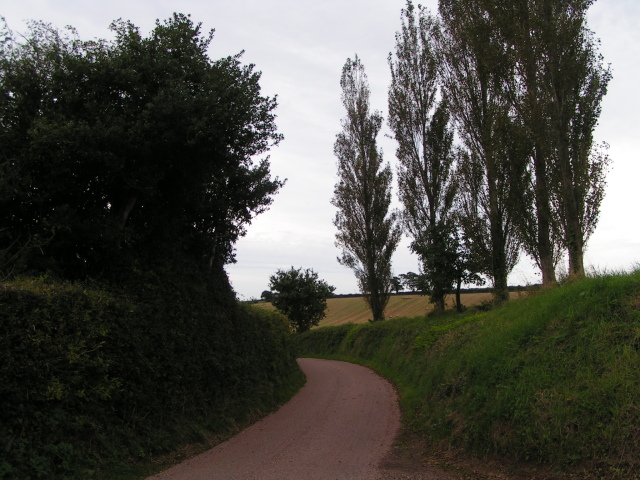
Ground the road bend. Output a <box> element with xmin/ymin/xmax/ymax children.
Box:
<box><xmin>147</xmin><ymin>358</ymin><xmax>400</xmax><ymax>480</ymax></box>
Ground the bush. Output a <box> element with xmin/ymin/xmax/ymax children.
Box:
<box><xmin>269</xmin><ymin>267</ymin><xmax>335</xmax><ymax>333</ymax></box>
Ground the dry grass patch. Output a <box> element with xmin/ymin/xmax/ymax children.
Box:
<box><xmin>256</xmin><ymin>291</ymin><xmax>517</xmax><ymax>328</ymax></box>
<box><xmin>320</xmin><ymin>292</ymin><xmax>504</xmax><ymax>327</ymax></box>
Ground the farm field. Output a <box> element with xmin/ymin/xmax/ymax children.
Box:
<box><xmin>256</xmin><ymin>291</ymin><xmax>520</xmax><ymax>327</ymax></box>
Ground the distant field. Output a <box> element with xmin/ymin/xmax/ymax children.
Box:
<box><xmin>255</xmin><ymin>291</ymin><xmax>519</xmax><ymax>327</ymax></box>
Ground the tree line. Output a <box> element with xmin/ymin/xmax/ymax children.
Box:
<box><xmin>332</xmin><ymin>0</ymin><xmax>611</xmax><ymax>319</ymax></box>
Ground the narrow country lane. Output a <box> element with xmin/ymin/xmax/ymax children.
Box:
<box><xmin>147</xmin><ymin>358</ymin><xmax>401</xmax><ymax>480</ymax></box>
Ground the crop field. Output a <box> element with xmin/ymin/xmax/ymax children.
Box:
<box><xmin>256</xmin><ymin>291</ymin><xmax>519</xmax><ymax>327</ymax></box>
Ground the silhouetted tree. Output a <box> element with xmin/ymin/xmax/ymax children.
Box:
<box><xmin>438</xmin><ymin>0</ymin><xmax>523</xmax><ymax>303</ymax></box>
<box><xmin>491</xmin><ymin>0</ymin><xmax>611</xmax><ymax>282</ymax></box>
<box><xmin>0</xmin><ymin>14</ymin><xmax>284</xmax><ymax>280</ymax></box>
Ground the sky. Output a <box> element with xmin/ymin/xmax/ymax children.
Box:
<box><xmin>3</xmin><ymin>1</ymin><xmax>639</xmax><ymax>300</ymax></box>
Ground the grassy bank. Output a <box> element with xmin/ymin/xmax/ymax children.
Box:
<box><xmin>295</xmin><ymin>269</ymin><xmax>640</xmax><ymax>478</ymax></box>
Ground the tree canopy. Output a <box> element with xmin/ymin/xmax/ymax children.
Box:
<box><xmin>0</xmin><ymin>14</ymin><xmax>283</xmax><ymax>281</ymax></box>
<box><xmin>489</xmin><ymin>0</ymin><xmax>611</xmax><ymax>283</ymax></box>
<box><xmin>388</xmin><ymin>2</ymin><xmax>463</xmax><ymax>311</ymax></box>
<box><xmin>438</xmin><ymin>0</ymin><xmax>524</xmax><ymax>303</ymax></box>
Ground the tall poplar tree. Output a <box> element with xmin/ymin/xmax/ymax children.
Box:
<box><xmin>332</xmin><ymin>56</ymin><xmax>401</xmax><ymax>322</ymax></box>
<box><xmin>495</xmin><ymin>0</ymin><xmax>611</xmax><ymax>282</ymax></box>
<box><xmin>388</xmin><ymin>2</ymin><xmax>460</xmax><ymax>312</ymax></box>
<box><xmin>438</xmin><ymin>0</ymin><xmax>523</xmax><ymax>303</ymax></box>
<box><xmin>540</xmin><ymin>4</ymin><xmax>611</xmax><ymax>278</ymax></box>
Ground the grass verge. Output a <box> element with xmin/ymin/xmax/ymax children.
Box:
<box><xmin>295</xmin><ymin>269</ymin><xmax>640</xmax><ymax>479</ymax></box>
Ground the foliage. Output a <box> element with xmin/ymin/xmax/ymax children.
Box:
<box><xmin>0</xmin><ymin>13</ymin><xmax>300</xmax><ymax>480</ymax></box>
<box><xmin>296</xmin><ymin>268</ymin><xmax>640</xmax><ymax>477</ymax></box>
<box><xmin>450</xmin><ymin>230</ymin><xmax>486</xmax><ymax>311</ymax></box>
<box><xmin>0</xmin><ymin>14</ymin><xmax>283</xmax><ymax>280</ymax></box>
<box><xmin>438</xmin><ymin>0</ymin><xmax>523</xmax><ymax>303</ymax></box>
<box><xmin>399</xmin><ymin>272</ymin><xmax>425</xmax><ymax>292</ymax></box>
<box><xmin>410</xmin><ymin>221</ymin><xmax>459</xmax><ymax>310</ymax></box>
<box><xmin>269</xmin><ymin>267</ymin><xmax>335</xmax><ymax>333</ymax></box>
<box><xmin>391</xmin><ymin>276</ymin><xmax>403</xmax><ymax>294</ymax></box>
<box><xmin>332</xmin><ymin>55</ymin><xmax>402</xmax><ymax>322</ymax></box>
<box><xmin>411</xmin><ymin>221</ymin><xmax>485</xmax><ymax>312</ymax></box>
<box><xmin>261</xmin><ymin>290</ymin><xmax>275</xmax><ymax>302</ymax></box>
<box><xmin>548</xmin><ymin>23</ymin><xmax>611</xmax><ymax>277</ymax></box>
<box><xmin>0</xmin><ymin>275</ymin><xmax>302</xmax><ymax>479</ymax></box>
<box><xmin>491</xmin><ymin>1</ymin><xmax>611</xmax><ymax>282</ymax></box>
<box><xmin>388</xmin><ymin>4</ymin><xmax>464</xmax><ymax>312</ymax></box>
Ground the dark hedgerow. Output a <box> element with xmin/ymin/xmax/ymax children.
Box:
<box><xmin>0</xmin><ymin>276</ymin><xmax>302</xmax><ymax>479</ymax></box>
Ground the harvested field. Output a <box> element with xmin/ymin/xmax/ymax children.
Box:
<box><xmin>255</xmin><ymin>291</ymin><xmax>521</xmax><ymax>328</ymax></box>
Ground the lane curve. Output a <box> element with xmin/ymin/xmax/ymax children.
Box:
<box><xmin>148</xmin><ymin>358</ymin><xmax>400</xmax><ymax>480</ymax></box>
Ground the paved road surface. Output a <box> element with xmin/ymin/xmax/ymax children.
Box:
<box><xmin>148</xmin><ymin>358</ymin><xmax>401</xmax><ymax>480</ymax></box>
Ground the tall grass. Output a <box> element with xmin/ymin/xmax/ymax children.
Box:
<box><xmin>296</xmin><ymin>269</ymin><xmax>640</xmax><ymax>477</ymax></box>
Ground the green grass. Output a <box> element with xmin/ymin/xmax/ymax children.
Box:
<box><xmin>295</xmin><ymin>268</ymin><xmax>640</xmax><ymax>479</ymax></box>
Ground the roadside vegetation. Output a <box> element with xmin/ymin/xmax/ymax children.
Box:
<box><xmin>0</xmin><ymin>14</ymin><xmax>302</xmax><ymax>480</ymax></box>
<box><xmin>296</xmin><ymin>269</ymin><xmax>640</xmax><ymax>479</ymax></box>
<box><xmin>0</xmin><ymin>1</ymin><xmax>621</xmax><ymax>478</ymax></box>
<box><xmin>0</xmin><ymin>274</ymin><xmax>304</xmax><ymax>480</ymax></box>
<box><xmin>267</xmin><ymin>267</ymin><xmax>336</xmax><ymax>333</ymax></box>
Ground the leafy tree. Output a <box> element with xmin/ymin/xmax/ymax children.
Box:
<box><xmin>260</xmin><ymin>290</ymin><xmax>274</xmax><ymax>302</ymax></box>
<box><xmin>332</xmin><ymin>56</ymin><xmax>402</xmax><ymax>322</ymax></box>
<box><xmin>539</xmin><ymin>6</ymin><xmax>611</xmax><ymax>278</ymax></box>
<box><xmin>492</xmin><ymin>0</ymin><xmax>611</xmax><ymax>283</ymax></box>
<box><xmin>0</xmin><ymin>14</ymin><xmax>283</xmax><ymax>281</ymax></box>
<box><xmin>450</xmin><ymin>226</ymin><xmax>486</xmax><ymax>311</ymax></box>
<box><xmin>268</xmin><ymin>267</ymin><xmax>335</xmax><ymax>333</ymax></box>
<box><xmin>388</xmin><ymin>2</ymin><xmax>462</xmax><ymax>312</ymax></box>
<box><xmin>438</xmin><ymin>0</ymin><xmax>523</xmax><ymax>303</ymax></box>
<box><xmin>492</xmin><ymin>1</ymin><xmax>562</xmax><ymax>287</ymax></box>
<box><xmin>399</xmin><ymin>272</ymin><xmax>425</xmax><ymax>292</ymax></box>
<box><xmin>410</xmin><ymin>220</ymin><xmax>458</xmax><ymax>311</ymax></box>
<box><xmin>391</xmin><ymin>276</ymin><xmax>403</xmax><ymax>294</ymax></box>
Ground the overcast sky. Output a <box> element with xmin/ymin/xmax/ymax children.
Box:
<box><xmin>3</xmin><ymin>1</ymin><xmax>639</xmax><ymax>299</ymax></box>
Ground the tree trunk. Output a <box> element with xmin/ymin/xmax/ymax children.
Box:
<box><xmin>432</xmin><ymin>293</ymin><xmax>446</xmax><ymax>313</ymax></box>
<box><xmin>455</xmin><ymin>277</ymin><xmax>463</xmax><ymax>312</ymax></box>
<box><xmin>112</xmin><ymin>195</ymin><xmax>137</xmax><ymax>247</ymax></box>
<box><xmin>491</xmin><ymin>217</ymin><xmax>510</xmax><ymax>304</ymax></box>
<box><xmin>567</xmin><ymin>214</ymin><xmax>585</xmax><ymax>278</ymax></box>
<box><xmin>488</xmin><ymin>161</ymin><xmax>510</xmax><ymax>305</ymax></box>
<box><xmin>533</xmin><ymin>148</ymin><xmax>558</xmax><ymax>287</ymax></box>
<box><xmin>559</xmin><ymin>140</ymin><xmax>585</xmax><ymax>279</ymax></box>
